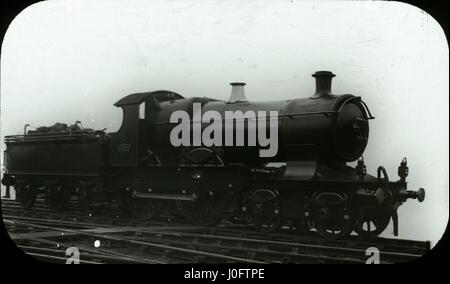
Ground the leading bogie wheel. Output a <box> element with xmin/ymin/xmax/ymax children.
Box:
<box><xmin>354</xmin><ymin>206</ymin><xmax>392</xmax><ymax>239</ymax></box>
<box><xmin>247</xmin><ymin>189</ymin><xmax>282</xmax><ymax>233</ymax></box>
<box><xmin>311</xmin><ymin>192</ymin><xmax>354</xmax><ymax>239</ymax></box>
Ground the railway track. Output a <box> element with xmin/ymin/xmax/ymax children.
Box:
<box><xmin>1</xmin><ymin>199</ymin><xmax>430</xmax><ymax>264</ymax></box>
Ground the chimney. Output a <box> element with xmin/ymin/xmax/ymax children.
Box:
<box><xmin>228</xmin><ymin>82</ymin><xmax>247</xmax><ymax>103</ymax></box>
<box><xmin>311</xmin><ymin>71</ymin><xmax>335</xmax><ymax>98</ymax></box>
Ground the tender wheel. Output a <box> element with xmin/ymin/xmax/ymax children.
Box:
<box><xmin>311</xmin><ymin>192</ymin><xmax>354</xmax><ymax>239</ymax></box>
<box><xmin>78</xmin><ymin>185</ymin><xmax>102</xmax><ymax>214</ymax></box>
<box><xmin>247</xmin><ymin>189</ymin><xmax>282</xmax><ymax>233</ymax></box>
<box><xmin>16</xmin><ymin>183</ymin><xmax>37</xmax><ymax>209</ymax></box>
<box><xmin>354</xmin><ymin>206</ymin><xmax>391</xmax><ymax>239</ymax></box>
<box><xmin>46</xmin><ymin>185</ymin><xmax>70</xmax><ymax>211</ymax></box>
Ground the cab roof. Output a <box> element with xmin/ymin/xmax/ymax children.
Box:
<box><xmin>114</xmin><ymin>90</ymin><xmax>184</xmax><ymax>107</ymax></box>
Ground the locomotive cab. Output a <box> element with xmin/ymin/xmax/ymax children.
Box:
<box><xmin>110</xmin><ymin>91</ymin><xmax>184</xmax><ymax>167</ymax></box>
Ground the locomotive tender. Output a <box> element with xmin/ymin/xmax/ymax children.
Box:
<box><xmin>1</xmin><ymin>71</ymin><xmax>425</xmax><ymax>239</ymax></box>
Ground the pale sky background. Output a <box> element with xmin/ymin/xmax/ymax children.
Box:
<box><xmin>1</xmin><ymin>0</ymin><xmax>448</xmax><ymax>247</ymax></box>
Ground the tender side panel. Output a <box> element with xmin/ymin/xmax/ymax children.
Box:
<box><xmin>5</xmin><ymin>138</ymin><xmax>102</xmax><ymax>176</ymax></box>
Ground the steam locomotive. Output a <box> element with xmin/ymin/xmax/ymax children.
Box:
<box><xmin>1</xmin><ymin>71</ymin><xmax>425</xmax><ymax>239</ymax></box>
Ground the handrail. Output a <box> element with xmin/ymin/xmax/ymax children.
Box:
<box><xmin>6</xmin><ymin>130</ymin><xmax>96</xmax><ymax>137</ymax></box>
<box><xmin>4</xmin><ymin>130</ymin><xmax>104</xmax><ymax>142</ymax></box>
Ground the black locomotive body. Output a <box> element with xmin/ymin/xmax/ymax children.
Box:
<box><xmin>1</xmin><ymin>71</ymin><xmax>425</xmax><ymax>239</ymax></box>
